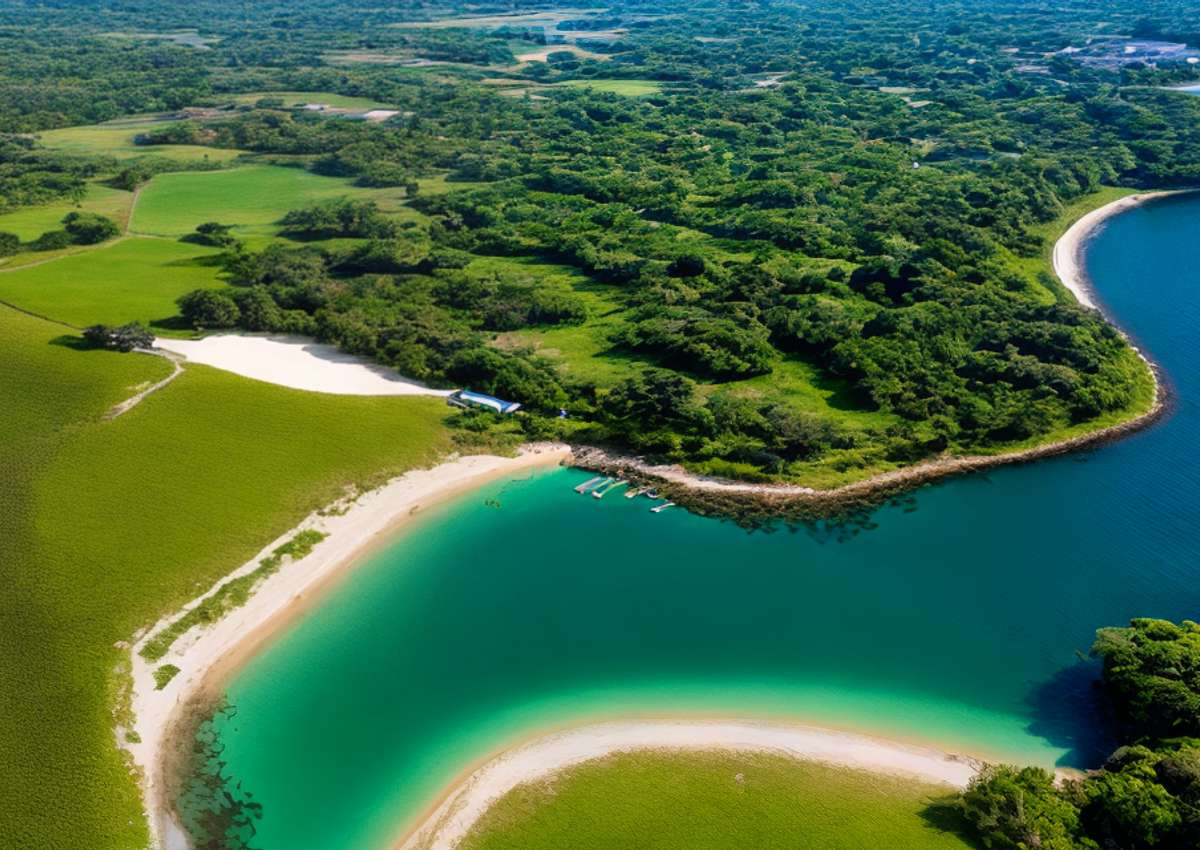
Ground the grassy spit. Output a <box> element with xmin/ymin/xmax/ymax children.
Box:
<box><xmin>457</xmin><ymin>750</ymin><xmax>974</xmax><ymax>850</ymax></box>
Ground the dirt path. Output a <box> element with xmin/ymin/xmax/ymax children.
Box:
<box><xmin>104</xmin><ymin>349</ymin><xmax>185</xmax><ymax>420</ymax></box>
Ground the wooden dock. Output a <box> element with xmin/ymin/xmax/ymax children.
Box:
<box><xmin>574</xmin><ymin>476</ymin><xmax>606</xmax><ymax>494</ymax></box>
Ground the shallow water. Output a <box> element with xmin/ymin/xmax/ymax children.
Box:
<box><xmin>204</xmin><ymin>193</ymin><xmax>1200</xmax><ymax>850</ymax></box>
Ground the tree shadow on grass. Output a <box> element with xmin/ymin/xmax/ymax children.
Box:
<box><xmin>149</xmin><ymin>314</ymin><xmax>195</xmax><ymax>333</ymax></box>
<box><xmin>48</xmin><ymin>333</ymin><xmax>88</xmax><ymax>350</ymax></box>
<box><xmin>1024</xmin><ymin>658</ymin><xmax>1115</xmax><ymax>769</ymax></box>
<box><xmin>808</xmin><ymin>369</ymin><xmax>880</xmax><ymax>413</ymax></box>
<box><xmin>163</xmin><ymin>253</ymin><xmax>226</xmax><ymax>268</ymax></box>
<box><xmin>919</xmin><ymin>793</ymin><xmax>985</xmax><ymax>849</ymax></box>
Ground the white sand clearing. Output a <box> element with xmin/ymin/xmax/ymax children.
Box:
<box><xmin>124</xmin><ymin>444</ymin><xmax>572</xmax><ymax>850</ymax></box>
<box><xmin>398</xmin><ymin>719</ymin><xmax>983</xmax><ymax>850</ymax></box>
<box><xmin>154</xmin><ymin>334</ymin><xmax>452</xmax><ymax>396</ymax></box>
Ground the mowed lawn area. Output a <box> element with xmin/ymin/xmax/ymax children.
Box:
<box><xmin>459</xmin><ymin>751</ymin><xmax>976</xmax><ymax>850</ymax></box>
<box><xmin>228</xmin><ymin>89</ymin><xmax>396</xmax><ymax>110</ymax></box>
<box><xmin>558</xmin><ymin>78</ymin><xmax>664</xmax><ymax>96</ymax></box>
<box><xmin>0</xmin><ymin>183</ymin><xmax>136</xmax><ymax>242</ymax></box>
<box><xmin>0</xmin><ymin>303</ymin><xmax>452</xmax><ymax>850</ymax></box>
<box><xmin>37</xmin><ymin>116</ymin><xmax>245</xmax><ymax>162</ymax></box>
<box><xmin>130</xmin><ymin>164</ymin><xmax>408</xmax><ymax>239</ymax></box>
<box><xmin>0</xmin><ymin>236</ymin><xmax>225</xmax><ymax>328</ymax></box>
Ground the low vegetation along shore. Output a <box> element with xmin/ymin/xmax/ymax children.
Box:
<box><xmin>125</xmin><ymin>444</ymin><xmax>571</xmax><ymax>849</ymax></box>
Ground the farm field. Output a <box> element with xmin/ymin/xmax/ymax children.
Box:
<box><xmin>558</xmin><ymin>78</ymin><xmax>663</xmax><ymax>96</ymax></box>
<box><xmin>458</xmin><ymin>750</ymin><xmax>972</xmax><ymax>850</ymax></box>
<box><xmin>0</xmin><ymin>237</ymin><xmax>224</xmax><ymax>328</ymax></box>
<box><xmin>38</xmin><ymin>117</ymin><xmax>245</xmax><ymax>162</ymax></box>
<box><xmin>0</xmin><ymin>301</ymin><xmax>452</xmax><ymax>850</ymax></box>
<box><xmin>389</xmin><ymin>9</ymin><xmax>604</xmax><ymax>29</ymax></box>
<box><xmin>0</xmin><ymin>183</ymin><xmax>135</xmax><ymax>241</ymax></box>
<box><xmin>130</xmin><ymin>165</ymin><xmax>409</xmax><ymax>238</ymax></box>
<box><xmin>227</xmin><ymin>90</ymin><xmax>396</xmax><ymax>110</ymax></box>
<box><xmin>513</xmin><ymin>42</ymin><xmax>610</xmax><ymax>62</ymax></box>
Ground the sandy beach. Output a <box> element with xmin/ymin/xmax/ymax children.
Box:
<box><xmin>124</xmin><ymin>443</ymin><xmax>572</xmax><ymax>850</ymax></box>
<box><xmin>1052</xmin><ymin>191</ymin><xmax>1183</xmax><ymax>312</ymax></box>
<box><xmin>398</xmin><ymin>719</ymin><xmax>982</xmax><ymax>850</ymax></box>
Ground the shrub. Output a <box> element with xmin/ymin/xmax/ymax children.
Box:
<box><xmin>153</xmin><ymin>665</ymin><xmax>181</xmax><ymax>690</ymax></box>
<box><xmin>177</xmin><ymin>289</ymin><xmax>240</xmax><ymax>329</ymax></box>
<box><xmin>62</xmin><ymin>211</ymin><xmax>119</xmax><ymax>245</ymax></box>
<box><xmin>30</xmin><ymin>229</ymin><xmax>73</xmax><ymax>251</ymax></box>
<box><xmin>82</xmin><ymin>322</ymin><xmax>155</xmax><ymax>352</ymax></box>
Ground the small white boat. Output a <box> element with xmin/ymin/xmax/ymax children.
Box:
<box><xmin>643</xmin><ymin>489</ymin><xmax>660</xmax><ymax>500</ymax></box>
<box><xmin>650</xmin><ymin>501</ymin><xmax>675</xmax><ymax>514</ymax></box>
<box><xmin>624</xmin><ymin>487</ymin><xmax>642</xmax><ymax>499</ymax></box>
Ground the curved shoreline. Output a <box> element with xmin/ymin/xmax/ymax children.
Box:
<box><xmin>575</xmin><ymin>190</ymin><xmax>1186</xmax><ymax>513</ymax></box>
<box><xmin>1052</xmin><ymin>190</ymin><xmax>1189</xmax><ymax>312</ymax></box>
<box><xmin>398</xmin><ymin>720</ymin><xmax>983</xmax><ymax>850</ymax></box>
<box><xmin>128</xmin><ymin>189</ymin><xmax>1180</xmax><ymax>850</ymax></box>
<box><xmin>125</xmin><ymin>444</ymin><xmax>573</xmax><ymax>850</ymax></box>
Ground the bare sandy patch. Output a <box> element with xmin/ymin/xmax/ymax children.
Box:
<box><xmin>155</xmin><ymin>334</ymin><xmax>450</xmax><ymax>396</ymax></box>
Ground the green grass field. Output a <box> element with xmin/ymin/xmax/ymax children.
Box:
<box><xmin>0</xmin><ymin>183</ymin><xmax>135</xmax><ymax>241</ymax></box>
<box><xmin>227</xmin><ymin>90</ymin><xmax>395</xmax><ymax>110</ymax></box>
<box><xmin>0</xmin><ymin>236</ymin><xmax>224</xmax><ymax>328</ymax></box>
<box><xmin>38</xmin><ymin>117</ymin><xmax>245</xmax><ymax>163</ymax></box>
<box><xmin>459</xmin><ymin>750</ymin><xmax>975</xmax><ymax>850</ymax></box>
<box><xmin>558</xmin><ymin>78</ymin><xmax>664</xmax><ymax>96</ymax></box>
<box><xmin>130</xmin><ymin>164</ymin><xmax>408</xmax><ymax>238</ymax></box>
<box><xmin>0</xmin><ymin>302</ymin><xmax>452</xmax><ymax>850</ymax></box>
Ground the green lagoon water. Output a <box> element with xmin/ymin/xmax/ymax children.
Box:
<box><xmin>204</xmin><ymin>193</ymin><xmax>1200</xmax><ymax>850</ymax></box>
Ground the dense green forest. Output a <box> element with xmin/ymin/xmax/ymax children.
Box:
<box><xmin>3</xmin><ymin>0</ymin><xmax>1198</xmax><ymax>482</ymax></box>
<box><xmin>958</xmin><ymin>619</ymin><xmax>1200</xmax><ymax>850</ymax></box>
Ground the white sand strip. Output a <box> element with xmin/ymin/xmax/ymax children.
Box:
<box><xmin>124</xmin><ymin>444</ymin><xmax>572</xmax><ymax>850</ymax></box>
<box><xmin>154</xmin><ymin>334</ymin><xmax>452</xmax><ymax>396</ymax></box>
<box><xmin>1052</xmin><ymin>191</ymin><xmax>1182</xmax><ymax>311</ymax></box>
<box><xmin>399</xmin><ymin>719</ymin><xmax>983</xmax><ymax>850</ymax></box>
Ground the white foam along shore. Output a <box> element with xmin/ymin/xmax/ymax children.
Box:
<box><xmin>154</xmin><ymin>333</ymin><xmax>452</xmax><ymax>397</ymax></box>
<box><xmin>1051</xmin><ymin>190</ymin><xmax>1184</xmax><ymax>312</ymax></box>
<box><xmin>398</xmin><ymin>719</ymin><xmax>983</xmax><ymax>850</ymax></box>
<box><xmin>125</xmin><ymin>444</ymin><xmax>573</xmax><ymax>850</ymax></box>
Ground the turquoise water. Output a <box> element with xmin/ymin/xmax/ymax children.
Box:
<box><xmin>206</xmin><ymin>193</ymin><xmax>1200</xmax><ymax>850</ymax></box>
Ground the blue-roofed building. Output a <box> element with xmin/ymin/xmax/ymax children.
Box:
<box><xmin>447</xmin><ymin>389</ymin><xmax>522</xmax><ymax>415</ymax></box>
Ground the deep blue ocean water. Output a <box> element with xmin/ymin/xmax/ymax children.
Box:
<box><xmin>205</xmin><ymin>193</ymin><xmax>1200</xmax><ymax>850</ymax></box>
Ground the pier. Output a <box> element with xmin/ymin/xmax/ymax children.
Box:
<box><xmin>592</xmin><ymin>480</ymin><xmax>627</xmax><ymax>499</ymax></box>
<box><xmin>574</xmin><ymin>476</ymin><xmax>606</xmax><ymax>494</ymax></box>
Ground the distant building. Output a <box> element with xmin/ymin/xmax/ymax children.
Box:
<box><xmin>447</xmin><ymin>389</ymin><xmax>522</xmax><ymax>415</ymax></box>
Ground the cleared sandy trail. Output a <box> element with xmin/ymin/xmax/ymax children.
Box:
<box><xmin>154</xmin><ymin>334</ymin><xmax>452</xmax><ymax>396</ymax></box>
